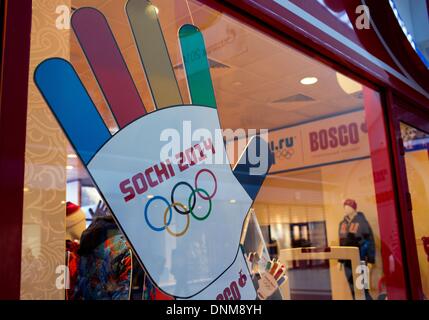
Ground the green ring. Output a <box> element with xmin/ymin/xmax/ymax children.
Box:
<box><xmin>188</xmin><ymin>188</ymin><xmax>212</xmax><ymax>221</ymax></box>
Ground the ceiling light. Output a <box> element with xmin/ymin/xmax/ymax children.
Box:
<box><xmin>147</xmin><ymin>195</ymin><xmax>154</xmax><ymax>199</ymax></box>
<box><xmin>336</xmin><ymin>72</ymin><xmax>362</xmax><ymax>95</ymax></box>
<box><xmin>229</xmin><ymin>199</ymin><xmax>237</xmax><ymax>204</ymax></box>
<box><xmin>23</xmin><ymin>188</ymin><xmax>29</xmax><ymax>192</ymax></box>
<box><xmin>66</xmin><ymin>165</ymin><xmax>74</xmax><ymax>170</ymax></box>
<box><xmin>67</xmin><ymin>154</ymin><xmax>77</xmax><ymax>159</ymax></box>
<box><xmin>300</xmin><ymin>77</ymin><xmax>318</xmax><ymax>85</ymax></box>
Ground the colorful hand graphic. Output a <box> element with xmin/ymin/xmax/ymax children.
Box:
<box><xmin>247</xmin><ymin>252</ymin><xmax>288</xmax><ymax>300</ymax></box>
<box><xmin>35</xmin><ymin>1</ymin><xmax>271</xmax><ymax>299</ymax></box>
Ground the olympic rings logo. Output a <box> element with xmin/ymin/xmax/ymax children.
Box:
<box><xmin>275</xmin><ymin>148</ymin><xmax>294</xmax><ymax>159</ymax></box>
<box><xmin>144</xmin><ymin>169</ymin><xmax>217</xmax><ymax>237</ymax></box>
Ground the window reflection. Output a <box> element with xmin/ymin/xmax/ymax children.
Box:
<box><xmin>23</xmin><ymin>0</ymin><xmax>395</xmax><ymax>300</ymax></box>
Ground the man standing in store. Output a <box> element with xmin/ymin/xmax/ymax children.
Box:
<box><xmin>338</xmin><ymin>199</ymin><xmax>375</xmax><ymax>300</ymax></box>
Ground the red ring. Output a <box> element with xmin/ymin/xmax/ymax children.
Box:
<box><xmin>194</xmin><ymin>169</ymin><xmax>217</xmax><ymax>200</ymax></box>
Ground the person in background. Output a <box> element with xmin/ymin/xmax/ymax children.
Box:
<box><xmin>338</xmin><ymin>198</ymin><xmax>375</xmax><ymax>300</ymax></box>
<box><xmin>73</xmin><ymin>201</ymin><xmax>132</xmax><ymax>300</ymax></box>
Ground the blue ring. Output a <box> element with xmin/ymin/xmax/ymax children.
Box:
<box><xmin>144</xmin><ymin>196</ymin><xmax>172</xmax><ymax>232</ymax></box>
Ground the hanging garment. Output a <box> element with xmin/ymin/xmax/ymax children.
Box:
<box><xmin>74</xmin><ymin>216</ymin><xmax>132</xmax><ymax>300</ymax></box>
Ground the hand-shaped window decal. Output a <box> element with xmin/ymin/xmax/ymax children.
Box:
<box><xmin>35</xmin><ymin>0</ymin><xmax>272</xmax><ymax>299</ymax></box>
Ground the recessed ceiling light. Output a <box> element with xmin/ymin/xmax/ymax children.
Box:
<box><xmin>229</xmin><ymin>199</ymin><xmax>237</xmax><ymax>204</ymax></box>
<box><xmin>147</xmin><ymin>195</ymin><xmax>154</xmax><ymax>199</ymax></box>
<box><xmin>300</xmin><ymin>77</ymin><xmax>318</xmax><ymax>85</ymax></box>
<box><xmin>67</xmin><ymin>154</ymin><xmax>77</xmax><ymax>159</ymax></box>
<box><xmin>66</xmin><ymin>165</ymin><xmax>74</xmax><ymax>170</ymax></box>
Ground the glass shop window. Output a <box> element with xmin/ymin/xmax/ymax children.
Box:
<box><xmin>400</xmin><ymin>123</ymin><xmax>429</xmax><ymax>298</ymax></box>
<box><xmin>22</xmin><ymin>0</ymin><xmax>401</xmax><ymax>300</ymax></box>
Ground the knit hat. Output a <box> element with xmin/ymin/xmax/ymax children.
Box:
<box><xmin>66</xmin><ymin>202</ymin><xmax>87</xmax><ymax>241</ymax></box>
<box><xmin>343</xmin><ymin>199</ymin><xmax>357</xmax><ymax>211</ymax></box>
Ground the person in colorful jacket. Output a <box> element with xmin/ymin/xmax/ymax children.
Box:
<box><xmin>73</xmin><ymin>213</ymin><xmax>132</xmax><ymax>300</ymax></box>
<box><xmin>338</xmin><ymin>199</ymin><xmax>375</xmax><ymax>300</ymax></box>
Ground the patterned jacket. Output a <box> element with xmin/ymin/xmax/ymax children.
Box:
<box><xmin>73</xmin><ymin>216</ymin><xmax>132</xmax><ymax>300</ymax></box>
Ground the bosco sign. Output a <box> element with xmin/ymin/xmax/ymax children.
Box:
<box><xmin>253</xmin><ymin>109</ymin><xmax>369</xmax><ymax>173</ymax></box>
<box><xmin>309</xmin><ymin>122</ymin><xmax>363</xmax><ymax>152</ymax></box>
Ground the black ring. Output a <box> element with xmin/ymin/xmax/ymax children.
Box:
<box><xmin>171</xmin><ymin>181</ymin><xmax>196</xmax><ymax>215</ymax></box>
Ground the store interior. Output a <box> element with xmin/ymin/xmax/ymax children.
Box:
<box><xmin>21</xmin><ymin>0</ymin><xmax>429</xmax><ymax>300</ymax></box>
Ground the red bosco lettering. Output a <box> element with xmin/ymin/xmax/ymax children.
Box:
<box><xmin>216</xmin><ymin>270</ymin><xmax>247</xmax><ymax>300</ymax></box>
<box><xmin>309</xmin><ymin>122</ymin><xmax>360</xmax><ymax>152</ymax></box>
<box><xmin>119</xmin><ymin>138</ymin><xmax>215</xmax><ymax>202</ymax></box>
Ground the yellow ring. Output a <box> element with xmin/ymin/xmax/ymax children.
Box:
<box><xmin>163</xmin><ymin>202</ymin><xmax>190</xmax><ymax>237</ymax></box>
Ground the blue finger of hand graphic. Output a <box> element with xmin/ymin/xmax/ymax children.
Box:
<box><xmin>179</xmin><ymin>24</ymin><xmax>216</xmax><ymax>109</ymax></box>
<box><xmin>233</xmin><ymin>136</ymin><xmax>273</xmax><ymax>200</ymax></box>
<box><xmin>34</xmin><ymin>58</ymin><xmax>111</xmax><ymax>164</ymax></box>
